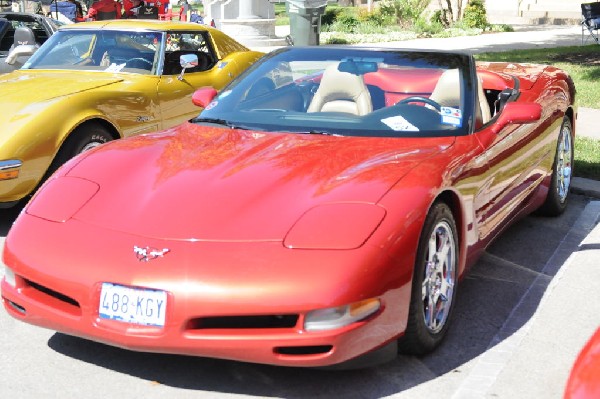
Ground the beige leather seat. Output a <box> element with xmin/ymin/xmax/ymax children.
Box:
<box><xmin>430</xmin><ymin>68</ymin><xmax>491</xmax><ymax>126</ymax></box>
<box><xmin>307</xmin><ymin>63</ymin><xmax>372</xmax><ymax>116</ymax></box>
<box><xmin>430</xmin><ymin>68</ymin><xmax>461</xmax><ymax>108</ymax></box>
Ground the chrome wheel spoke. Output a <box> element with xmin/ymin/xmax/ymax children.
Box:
<box><xmin>438</xmin><ymin>234</ymin><xmax>452</xmax><ymax>270</ymax></box>
<box><xmin>426</xmin><ymin>292</ymin><xmax>436</xmax><ymax>329</ymax></box>
<box><xmin>428</xmin><ymin>236</ymin><xmax>437</xmax><ymax>263</ymax></box>
<box><xmin>422</xmin><ymin>269</ymin><xmax>429</xmax><ymax>302</ymax></box>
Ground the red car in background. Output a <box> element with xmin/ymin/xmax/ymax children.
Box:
<box><xmin>565</xmin><ymin>328</ymin><xmax>600</xmax><ymax>399</ymax></box>
<box><xmin>1</xmin><ymin>46</ymin><xmax>576</xmax><ymax>368</ymax></box>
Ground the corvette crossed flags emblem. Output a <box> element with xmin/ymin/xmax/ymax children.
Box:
<box><xmin>133</xmin><ymin>246</ymin><xmax>170</xmax><ymax>262</ymax></box>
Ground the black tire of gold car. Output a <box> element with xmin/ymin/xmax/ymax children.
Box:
<box><xmin>536</xmin><ymin>116</ymin><xmax>574</xmax><ymax>217</ymax></box>
<box><xmin>45</xmin><ymin>123</ymin><xmax>113</xmax><ymax>179</ymax></box>
<box><xmin>399</xmin><ymin>202</ymin><xmax>459</xmax><ymax>355</ymax></box>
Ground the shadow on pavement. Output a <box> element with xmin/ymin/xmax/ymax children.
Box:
<box><xmin>44</xmin><ymin>195</ymin><xmax>593</xmax><ymax>398</ymax></box>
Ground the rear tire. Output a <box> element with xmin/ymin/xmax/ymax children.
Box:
<box><xmin>537</xmin><ymin>116</ymin><xmax>573</xmax><ymax>216</ymax></box>
<box><xmin>399</xmin><ymin>202</ymin><xmax>458</xmax><ymax>355</ymax></box>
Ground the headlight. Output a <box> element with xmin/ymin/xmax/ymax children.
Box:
<box><xmin>284</xmin><ymin>203</ymin><xmax>386</xmax><ymax>250</ymax></box>
<box><xmin>26</xmin><ymin>177</ymin><xmax>99</xmax><ymax>223</ymax></box>
<box><xmin>305</xmin><ymin>298</ymin><xmax>381</xmax><ymax>331</ymax></box>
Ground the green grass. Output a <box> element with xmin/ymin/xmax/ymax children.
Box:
<box><xmin>575</xmin><ymin>137</ymin><xmax>600</xmax><ymax>181</ymax></box>
<box><xmin>276</xmin><ymin>16</ymin><xmax>290</xmax><ymax>26</ymax></box>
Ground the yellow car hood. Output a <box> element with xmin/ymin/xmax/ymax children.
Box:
<box><xmin>0</xmin><ymin>71</ymin><xmax>124</xmax><ymax>120</ymax></box>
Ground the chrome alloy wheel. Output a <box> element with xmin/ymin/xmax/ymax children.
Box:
<box><xmin>422</xmin><ymin>220</ymin><xmax>456</xmax><ymax>334</ymax></box>
<box><xmin>556</xmin><ymin>124</ymin><xmax>573</xmax><ymax>204</ymax></box>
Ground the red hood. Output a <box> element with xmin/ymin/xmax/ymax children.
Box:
<box><xmin>67</xmin><ymin>124</ymin><xmax>454</xmax><ymax>240</ymax></box>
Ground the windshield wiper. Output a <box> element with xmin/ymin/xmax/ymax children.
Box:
<box><xmin>192</xmin><ymin>117</ymin><xmax>248</xmax><ymax>130</ymax></box>
<box><xmin>303</xmin><ymin>130</ymin><xmax>341</xmax><ymax>136</ymax></box>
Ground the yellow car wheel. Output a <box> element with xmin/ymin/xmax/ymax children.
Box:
<box><xmin>46</xmin><ymin>124</ymin><xmax>113</xmax><ymax>181</ymax></box>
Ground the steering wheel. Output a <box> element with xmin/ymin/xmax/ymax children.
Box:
<box><xmin>125</xmin><ymin>57</ymin><xmax>153</xmax><ymax>70</ymax></box>
<box><xmin>397</xmin><ymin>96</ymin><xmax>442</xmax><ymax>111</ymax></box>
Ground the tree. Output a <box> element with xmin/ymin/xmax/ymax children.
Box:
<box><xmin>436</xmin><ymin>0</ymin><xmax>465</xmax><ymax>26</ymax></box>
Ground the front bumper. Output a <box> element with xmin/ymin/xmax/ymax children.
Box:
<box><xmin>2</xmin><ymin>278</ymin><xmax>402</xmax><ymax>367</ymax></box>
<box><xmin>1</xmin><ymin>214</ymin><xmax>413</xmax><ymax>367</ymax></box>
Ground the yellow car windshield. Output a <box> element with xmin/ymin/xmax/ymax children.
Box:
<box><xmin>23</xmin><ymin>30</ymin><xmax>162</xmax><ymax>75</ymax></box>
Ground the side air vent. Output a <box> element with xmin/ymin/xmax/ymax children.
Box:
<box><xmin>274</xmin><ymin>345</ymin><xmax>333</xmax><ymax>356</ymax></box>
<box><xmin>22</xmin><ymin>279</ymin><xmax>82</xmax><ymax>317</ymax></box>
<box><xmin>186</xmin><ymin>314</ymin><xmax>299</xmax><ymax>330</ymax></box>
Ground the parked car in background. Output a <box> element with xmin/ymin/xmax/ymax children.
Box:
<box><xmin>0</xmin><ymin>19</ymin><xmax>263</xmax><ymax>207</ymax></box>
<box><xmin>0</xmin><ymin>11</ymin><xmax>63</xmax><ymax>73</ymax></box>
<box><xmin>1</xmin><ymin>46</ymin><xmax>576</xmax><ymax>368</ymax></box>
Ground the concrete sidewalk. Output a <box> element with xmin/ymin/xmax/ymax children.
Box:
<box><xmin>263</xmin><ymin>24</ymin><xmax>586</xmax><ymax>54</ymax></box>
<box><xmin>357</xmin><ymin>25</ymin><xmax>585</xmax><ymax>54</ymax></box>
<box><xmin>446</xmin><ymin>200</ymin><xmax>600</xmax><ymax>399</ymax></box>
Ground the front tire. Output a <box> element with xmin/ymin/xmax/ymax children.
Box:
<box><xmin>399</xmin><ymin>202</ymin><xmax>458</xmax><ymax>355</ymax></box>
<box><xmin>537</xmin><ymin>116</ymin><xmax>573</xmax><ymax>216</ymax></box>
<box><xmin>45</xmin><ymin>123</ymin><xmax>113</xmax><ymax>179</ymax></box>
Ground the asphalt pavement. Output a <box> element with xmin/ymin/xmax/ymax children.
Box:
<box><xmin>251</xmin><ymin>25</ymin><xmax>600</xmax><ymax>398</ymax></box>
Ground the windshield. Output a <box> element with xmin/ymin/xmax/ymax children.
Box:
<box><xmin>23</xmin><ymin>29</ymin><xmax>162</xmax><ymax>74</ymax></box>
<box><xmin>197</xmin><ymin>47</ymin><xmax>475</xmax><ymax>138</ymax></box>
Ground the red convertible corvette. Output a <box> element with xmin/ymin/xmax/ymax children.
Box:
<box><xmin>1</xmin><ymin>47</ymin><xmax>576</xmax><ymax>368</ymax></box>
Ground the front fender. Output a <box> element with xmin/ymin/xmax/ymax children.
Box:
<box><xmin>0</xmin><ymin>100</ymin><xmax>119</xmax><ymax>203</ymax></box>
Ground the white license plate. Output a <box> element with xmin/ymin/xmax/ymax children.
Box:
<box><xmin>99</xmin><ymin>283</ymin><xmax>167</xmax><ymax>327</ymax></box>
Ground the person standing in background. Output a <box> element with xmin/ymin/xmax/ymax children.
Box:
<box><xmin>86</xmin><ymin>0</ymin><xmax>122</xmax><ymax>20</ymax></box>
<box><xmin>153</xmin><ymin>0</ymin><xmax>169</xmax><ymax>16</ymax></box>
<box><xmin>178</xmin><ymin>0</ymin><xmax>189</xmax><ymax>21</ymax></box>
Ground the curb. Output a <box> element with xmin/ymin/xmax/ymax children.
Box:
<box><xmin>572</xmin><ymin>177</ymin><xmax>600</xmax><ymax>199</ymax></box>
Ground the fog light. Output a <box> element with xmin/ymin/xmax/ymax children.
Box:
<box><xmin>305</xmin><ymin>298</ymin><xmax>381</xmax><ymax>332</ymax></box>
<box><xmin>4</xmin><ymin>266</ymin><xmax>16</xmax><ymax>287</ymax></box>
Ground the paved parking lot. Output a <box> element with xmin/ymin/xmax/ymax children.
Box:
<box><xmin>1</xmin><ymin>195</ymin><xmax>598</xmax><ymax>398</ymax></box>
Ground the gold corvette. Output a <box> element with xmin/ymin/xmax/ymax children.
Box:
<box><xmin>0</xmin><ymin>20</ymin><xmax>264</xmax><ymax>207</ymax></box>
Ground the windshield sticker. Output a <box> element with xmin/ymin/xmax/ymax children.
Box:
<box><xmin>105</xmin><ymin>63</ymin><xmax>126</xmax><ymax>72</ymax></box>
<box><xmin>441</xmin><ymin>107</ymin><xmax>462</xmax><ymax>127</ymax></box>
<box><xmin>205</xmin><ymin>101</ymin><xmax>218</xmax><ymax>110</ymax></box>
<box><xmin>381</xmin><ymin>116</ymin><xmax>419</xmax><ymax>131</ymax></box>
